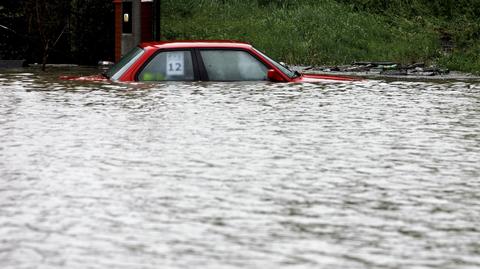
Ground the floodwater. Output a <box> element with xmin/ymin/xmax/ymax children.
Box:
<box><xmin>1</xmin><ymin>67</ymin><xmax>480</xmax><ymax>269</ymax></box>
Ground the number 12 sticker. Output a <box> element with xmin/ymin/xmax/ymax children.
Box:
<box><xmin>166</xmin><ymin>52</ymin><xmax>184</xmax><ymax>76</ymax></box>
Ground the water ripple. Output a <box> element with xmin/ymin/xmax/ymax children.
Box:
<box><xmin>1</xmin><ymin>68</ymin><xmax>480</xmax><ymax>268</ymax></box>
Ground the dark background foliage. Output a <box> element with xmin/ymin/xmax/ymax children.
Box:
<box><xmin>0</xmin><ymin>0</ymin><xmax>114</xmax><ymax>65</ymax></box>
<box><xmin>0</xmin><ymin>0</ymin><xmax>27</xmax><ymax>60</ymax></box>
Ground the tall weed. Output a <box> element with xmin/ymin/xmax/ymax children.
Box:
<box><xmin>161</xmin><ymin>0</ymin><xmax>478</xmax><ymax>72</ymax></box>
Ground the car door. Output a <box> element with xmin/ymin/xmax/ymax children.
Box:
<box><xmin>135</xmin><ymin>49</ymin><xmax>199</xmax><ymax>81</ymax></box>
<box><xmin>196</xmin><ymin>49</ymin><xmax>269</xmax><ymax>81</ymax></box>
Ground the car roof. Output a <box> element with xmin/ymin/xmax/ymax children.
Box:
<box><xmin>139</xmin><ymin>40</ymin><xmax>253</xmax><ymax>50</ymax></box>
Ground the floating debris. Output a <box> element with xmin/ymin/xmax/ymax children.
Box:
<box><xmin>294</xmin><ymin>61</ymin><xmax>458</xmax><ymax>79</ymax></box>
<box><xmin>325</xmin><ymin>61</ymin><xmax>449</xmax><ymax>76</ymax></box>
<box><xmin>0</xmin><ymin>59</ymin><xmax>27</xmax><ymax>69</ymax></box>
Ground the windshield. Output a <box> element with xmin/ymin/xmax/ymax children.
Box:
<box><xmin>253</xmin><ymin>48</ymin><xmax>297</xmax><ymax>78</ymax></box>
<box><xmin>105</xmin><ymin>46</ymin><xmax>144</xmax><ymax>80</ymax></box>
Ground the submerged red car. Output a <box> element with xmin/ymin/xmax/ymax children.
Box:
<box><xmin>74</xmin><ymin>41</ymin><xmax>359</xmax><ymax>83</ymax></box>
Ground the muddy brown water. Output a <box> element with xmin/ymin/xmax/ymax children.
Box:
<box><xmin>1</xmin><ymin>67</ymin><xmax>480</xmax><ymax>268</ymax></box>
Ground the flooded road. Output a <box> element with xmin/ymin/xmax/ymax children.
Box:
<box><xmin>1</xmin><ymin>68</ymin><xmax>480</xmax><ymax>268</ymax></box>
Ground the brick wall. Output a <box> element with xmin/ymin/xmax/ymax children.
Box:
<box><xmin>141</xmin><ymin>2</ymin><xmax>153</xmax><ymax>42</ymax></box>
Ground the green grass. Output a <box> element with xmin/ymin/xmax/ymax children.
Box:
<box><xmin>437</xmin><ymin>45</ymin><xmax>480</xmax><ymax>73</ymax></box>
<box><xmin>161</xmin><ymin>0</ymin><xmax>480</xmax><ymax>73</ymax></box>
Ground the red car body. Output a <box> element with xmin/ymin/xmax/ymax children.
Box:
<box><xmin>64</xmin><ymin>41</ymin><xmax>359</xmax><ymax>83</ymax></box>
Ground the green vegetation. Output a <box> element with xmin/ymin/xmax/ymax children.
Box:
<box><xmin>162</xmin><ymin>0</ymin><xmax>480</xmax><ymax>73</ymax></box>
<box><xmin>2</xmin><ymin>0</ymin><xmax>479</xmax><ymax>73</ymax></box>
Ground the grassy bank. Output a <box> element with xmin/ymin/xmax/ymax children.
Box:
<box><xmin>161</xmin><ymin>0</ymin><xmax>480</xmax><ymax>73</ymax></box>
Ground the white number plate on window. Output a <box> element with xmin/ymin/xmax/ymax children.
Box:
<box><xmin>166</xmin><ymin>52</ymin><xmax>184</xmax><ymax>76</ymax></box>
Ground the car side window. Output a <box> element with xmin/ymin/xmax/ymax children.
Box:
<box><xmin>138</xmin><ymin>50</ymin><xmax>194</xmax><ymax>81</ymax></box>
<box><xmin>200</xmin><ymin>50</ymin><xmax>268</xmax><ymax>81</ymax></box>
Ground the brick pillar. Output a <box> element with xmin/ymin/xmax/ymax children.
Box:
<box><xmin>141</xmin><ymin>1</ymin><xmax>153</xmax><ymax>42</ymax></box>
<box><xmin>113</xmin><ymin>0</ymin><xmax>122</xmax><ymax>62</ymax></box>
